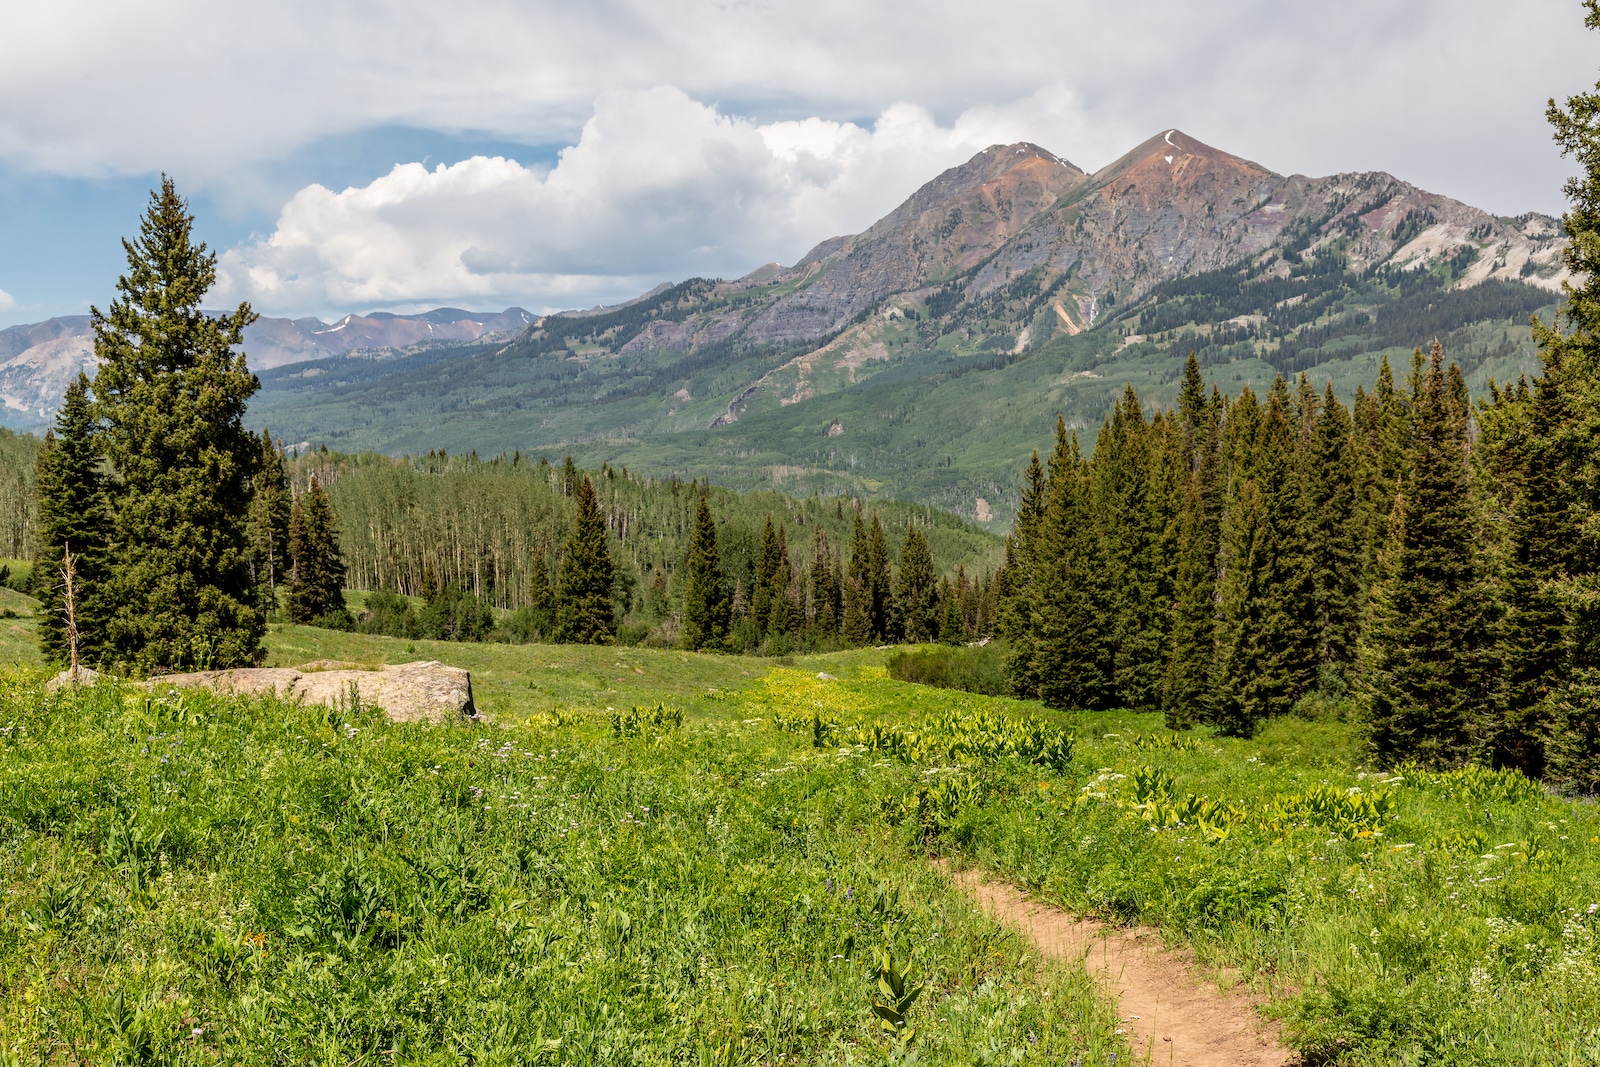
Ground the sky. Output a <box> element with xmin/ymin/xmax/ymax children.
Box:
<box><xmin>0</xmin><ymin>0</ymin><xmax>1593</xmax><ymax>329</ymax></box>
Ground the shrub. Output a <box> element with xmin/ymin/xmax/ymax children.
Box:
<box><xmin>355</xmin><ymin>590</ymin><xmax>417</xmax><ymax>639</ymax></box>
<box><xmin>416</xmin><ymin>585</ymin><xmax>494</xmax><ymax>642</ymax></box>
<box><xmin>886</xmin><ymin>643</ymin><xmax>1009</xmax><ymax>696</ymax></box>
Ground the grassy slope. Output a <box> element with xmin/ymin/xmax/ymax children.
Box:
<box><xmin>0</xmin><ymin>637</ymin><xmax>1121</xmax><ymax>1065</ymax></box>
<box><xmin>5</xmin><ymin>626</ymin><xmax>1598</xmax><ymax>1063</ymax></box>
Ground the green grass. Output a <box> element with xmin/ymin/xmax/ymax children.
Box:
<box><xmin>5</xmin><ymin>624</ymin><xmax>1600</xmax><ymax>1063</ymax></box>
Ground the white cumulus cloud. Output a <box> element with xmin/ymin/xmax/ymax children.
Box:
<box><xmin>0</xmin><ymin>288</ymin><xmax>14</xmax><ymax>313</ymax></box>
<box><xmin>217</xmin><ymin>87</ymin><xmax>1084</xmax><ymax>315</ymax></box>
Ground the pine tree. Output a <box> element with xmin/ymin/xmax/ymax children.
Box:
<box><xmin>1033</xmin><ymin>427</ymin><xmax>1114</xmax><ymax>710</ymax></box>
<box><xmin>1502</xmin><ymin>21</ymin><xmax>1600</xmax><ymax>788</ymax></box>
<box><xmin>249</xmin><ymin>430</ymin><xmax>292</xmax><ymax>617</ymax></box>
<box><xmin>33</xmin><ymin>374</ymin><xmax>112</xmax><ymax>667</ymax></box>
<box><xmin>1162</xmin><ymin>384</ymin><xmax>1224</xmax><ymax>727</ymax></box>
<box><xmin>866</xmin><ymin>514</ymin><xmax>893</xmax><ymax>640</ymax></box>
<box><xmin>896</xmin><ymin>525</ymin><xmax>939</xmax><ymax>642</ymax></box>
<box><xmin>1259</xmin><ymin>378</ymin><xmax>1318</xmax><ymax>704</ymax></box>
<box><xmin>91</xmin><ymin>178</ymin><xmax>263</xmax><ymax>671</ymax></box>
<box><xmin>751</xmin><ymin>515</ymin><xmax>781</xmax><ymax>636</ymax></box>
<box><xmin>998</xmin><ymin>450</ymin><xmax>1048</xmax><ymax>694</ymax></box>
<box><xmin>808</xmin><ymin>527</ymin><xmax>840</xmax><ymax>636</ymax></box>
<box><xmin>554</xmin><ymin>474</ymin><xmax>616</xmax><ymax>643</ymax></box>
<box><xmin>681</xmin><ymin>493</ymin><xmax>730</xmax><ymax>650</ymax></box>
<box><xmin>842</xmin><ymin>509</ymin><xmax>873</xmax><ymax>645</ymax></box>
<box><xmin>285</xmin><ymin>476</ymin><xmax>351</xmax><ymax>627</ymax></box>
<box><xmin>1360</xmin><ymin>344</ymin><xmax>1495</xmax><ymax>768</ymax></box>
<box><xmin>1304</xmin><ymin>383</ymin><xmax>1365</xmax><ymax>671</ymax></box>
<box><xmin>1211</xmin><ymin>477</ymin><xmax>1277</xmax><ymax>737</ymax></box>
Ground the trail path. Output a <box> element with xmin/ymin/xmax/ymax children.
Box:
<box><xmin>949</xmin><ymin>867</ymin><xmax>1295</xmax><ymax>1067</ymax></box>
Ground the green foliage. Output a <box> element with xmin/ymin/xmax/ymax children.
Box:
<box><xmin>0</xmin><ymin>428</ymin><xmax>39</xmax><ymax>562</ymax></box>
<box><xmin>91</xmin><ymin>178</ymin><xmax>264</xmax><ymax>672</ymax></box>
<box><xmin>680</xmin><ymin>494</ymin><xmax>729</xmax><ymax>650</ymax></box>
<box><xmin>608</xmin><ymin>701</ymin><xmax>684</xmax><ymax>737</ymax></box>
<box><xmin>554</xmin><ymin>475</ymin><xmax>616</xmax><ymax>643</ymax></box>
<box><xmin>886</xmin><ymin>643</ymin><xmax>1009</xmax><ymax>696</ymax></box>
<box><xmin>31</xmin><ymin>375</ymin><xmax>112</xmax><ymax>667</ymax></box>
<box><xmin>417</xmin><ymin>584</ymin><xmax>494</xmax><ymax>642</ymax></box>
<box><xmin>0</xmin><ymin>666</ymin><xmax>1125</xmax><ymax>1065</ymax></box>
<box><xmin>1361</xmin><ymin>345</ymin><xmax>1496</xmax><ymax>768</ymax></box>
<box><xmin>247</xmin><ymin>430</ymin><xmax>292</xmax><ymax>617</ymax></box>
<box><xmin>896</xmin><ymin>525</ymin><xmax>939</xmax><ymax>642</ymax></box>
<box><xmin>285</xmin><ymin>475</ymin><xmax>351</xmax><ymax>628</ymax></box>
<box><xmin>354</xmin><ymin>590</ymin><xmax>417</xmax><ymax>639</ymax></box>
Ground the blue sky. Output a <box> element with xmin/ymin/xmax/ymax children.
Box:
<box><xmin>0</xmin><ymin>0</ymin><xmax>1592</xmax><ymax>329</ymax></box>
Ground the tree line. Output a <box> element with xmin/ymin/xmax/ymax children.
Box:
<box><xmin>998</xmin><ymin>337</ymin><xmax>1598</xmax><ymax>786</ymax></box>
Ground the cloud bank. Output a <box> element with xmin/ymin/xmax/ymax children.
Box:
<box><xmin>217</xmin><ymin>87</ymin><xmax>1085</xmax><ymax>314</ymax></box>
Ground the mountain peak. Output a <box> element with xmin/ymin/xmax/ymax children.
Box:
<box><xmin>1090</xmin><ymin>129</ymin><xmax>1276</xmax><ymax>191</ymax></box>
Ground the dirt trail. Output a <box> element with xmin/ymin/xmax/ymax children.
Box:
<box><xmin>950</xmin><ymin>868</ymin><xmax>1295</xmax><ymax>1067</ymax></box>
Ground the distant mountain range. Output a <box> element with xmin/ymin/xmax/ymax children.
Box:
<box><xmin>0</xmin><ymin>307</ymin><xmax>533</xmax><ymax>431</ymax></box>
<box><xmin>0</xmin><ymin>130</ymin><xmax>1570</xmax><ymax>523</ymax></box>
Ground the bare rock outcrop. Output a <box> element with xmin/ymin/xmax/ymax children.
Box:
<box><xmin>150</xmin><ymin>661</ymin><xmax>476</xmax><ymax>723</ymax></box>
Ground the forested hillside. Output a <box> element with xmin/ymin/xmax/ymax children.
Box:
<box><xmin>0</xmin><ymin>427</ymin><xmax>36</xmax><ymax>560</ymax></box>
<box><xmin>284</xmin><ymin>449</ymin><xmax>1003</xmax><ymax>613</ymax></box>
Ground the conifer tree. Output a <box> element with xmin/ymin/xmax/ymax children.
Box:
<box><xmin>249</xmin><ymin>430</ymin><xmax>292</xmax><ymax>616</ymax></box>
<box><xmin>1162</xmin><ymin>384</ymin><xmax>1224</xmax><ymax>727</ymax></box>
<box><xmin>33</xmin><ymin>374</ymin><xmax>112</xmax><ymax>667</ymax></box>
<box><xmin>554</xmin><ymin>474</ymin><xmax>616</xmax><ymax>643</ymax></box>
<box><xmin>896</xmin><ymin>525</ymin><xmax>939</xmax><ymax>642</ymax></box>
<box><xmin>939</xmin><ymin>576</ymin><xmax>965</xmax><ymax>645</ymax></box>
<box><xmin>91</xmin><ymin>178</ymin><xmax>263</xmax><ymax>671</ymax></box>
<box><xmin>285</xmin><ymin>476</ymin><xmax>351</xmax><ymax>627</ymax></box>
<box><xmin>866</xmin><ymin>514</ymin><xmax>894</xmax><ymax>639</ymax></box>
<box><xmin>751</xmin><ymin>516</ymin><xmax>781</xmax><ymax>636</ymax></box>
<box><xmin>1497</xmin><ymin>15</ymin><xmax>1600</xmax><ymax>787</ymax></box>
<box><xmin>1360</xmin><ymin>344</ymin><xmax>1494</xmax><ymax>768</ymax></box>
<box><xmin>1304</xmin><ymin>383</ymin><xmax>1364</xmax><ymax>670</ymax></box>
<box><xmin>1259</xmin><ymin>378</ymin><xmax>1318</xmax><ymax>703</ymax></box>
<box><xmin>1211</xmin><ymin>477</ymin><xmax>1277</xmax><ymax>736</ymax></box>
<box><xmin>842</xmin><ymin>509</ymin><xmax>873</xmax><ymax>645</ymax></box>
<box><xmin>998</xmin><ymin>450</ymin><xmax>1048</xmax><ymax>694</ymax></box>
<box><xmin>681</xmin><ymin>494</ymin><xmax>729</xmax><ymax>650</ymax></box>
<box><xmin>808</xmin><ymin>527</ymin><xmax>840</xmax><ymax>636</ymax></box>
<box><xmin>1033</xmin><ymin>426</ymin><xmax>1114</xmax><ymax>710</ymax></box>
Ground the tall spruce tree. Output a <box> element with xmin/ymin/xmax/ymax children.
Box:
<box><xmin>896</xmin><ymin>525</ymin><xmax>939</xmax><ymax>642</ymax></box>
<box><xmin>1360</xmin><ymin>344</ymin><xmax>1495</xmax><ymax>768</ymax></box>
<box><xmin>554</xmin><ymin>474</ymin><xmax>616</xmax><ymax>643</ymax></box>
<box><xmin>808</xmin><ymin>527</ymin><xmax>840</xmax><ymax>636</ymax></box>
<box><xmin>751</xmin><ymin>516</ymin><xmax>782</xmax><ymax>636</ymax></box>
<box><xmin>91</xmin><ymin>178</ymin><xmax>263</xmax><ymax>671</ymax></box>
<box><xmin>866</xmin><ymin>514</ymin><xmax>894</xmax><ymax>640</ymax></box>
<box><xmin>1259</xmin><ymin>378</ymin><xmax>1318</xmax><ymax>704</ymax></box>
<box><xmin>681</xmin><ymin>494</ymin><xmax>729</xmax><ymax>650</ymax></box>
<box><xmin>249</xmin><ymin>430</ymin><xmax>292</xmax><ymax>617</ymax></box>
<box><xmin>1501</xmin><ymin>8</ymin><xmax>1600</xmax><ymax>788</ymax></box>
<box><xmin>1211</xmin><ymin>476</ymin><xmax>1277</xmax><ymax>736</ymax></box>
<box><xmin>1095</xmin><ymin>388</ymin><xmax>1168</xmax><ymax>708</ymax></box>
<box><xmin>285</xmin><ymin>476</ymin><xmax>350</xmax><ymax>627</ymax></box>
<box><xmin>33</xmin><ymin>374</ymin><xmax>112</xmax><ymax>667</ymax></box>
<box><xmin>842</xmin><ymin>509</ymin><xmax>873</xmax><ymax>645</ymax></box>
<box><xmin>1162</xmin><ymin>382</ymin><xmax>1225</xmax><ymax>727</ymax></box>
<box><xmin>1033</xmin><ymin>425</ymin><xmax>1114</xmax><ymax>710</ymax></box>
<box><xmin>999</xmin><ymin>450</ymin><xmax>1048</xmax><ymax>694</ymax></box>
<box><xmin>1305</xmin><ymin>383</ymin><xmax>1365</xmax><ymax>671</ymax></box>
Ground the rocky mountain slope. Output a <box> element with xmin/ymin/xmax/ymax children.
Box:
<box><xmin>0</xmin><ymin>307</ymin><xmax>533</xmax><ymax>431</ymax></box>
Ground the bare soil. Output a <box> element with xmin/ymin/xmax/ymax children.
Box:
<box><xmin>949</xmin><ymin>866</ymin><xmax>1295</xmax><ymax>1067</ymax></box>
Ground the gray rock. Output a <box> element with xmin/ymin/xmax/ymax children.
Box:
<box><xmin>45</xmin><ymin>665</ymin><xmax>99</xmax><ymax>691</ymax></box>
<box><xmin>150</xmin><ymin>661</ymin><xmax>476</xmax><ymax>723</ymax></box>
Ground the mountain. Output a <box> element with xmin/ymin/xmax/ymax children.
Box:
<box><xmin>239</xmin><ymin>131</ymin><xmax>1567</xmax><ymax>524</ymax></box>
<box><xmin>0</xmin><ymin>307</ymin><xmax>534</xmax><ymax>431</ymax></box>
<box><xmin>2</xmin><ymin>131</ymin><xmax>1570</xmax><ymax>524</ymax></box>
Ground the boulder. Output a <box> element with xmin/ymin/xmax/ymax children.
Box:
<box><xmin>45</xmin><ymin>665</ymin><xmax>100</xmax><ymax>691</ymax></box>
<box><xmin>150</xmin><ymin>661</ymin><xmax>476</xmax><ymax>723</ymax></box>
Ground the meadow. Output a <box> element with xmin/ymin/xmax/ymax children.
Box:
<box><xmin>4</xmin><ymin>607</ymin><xmax>1600</xmax><ymax>1064</ymax></box>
